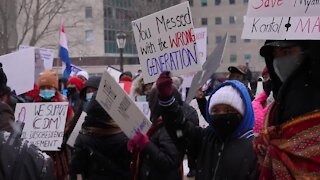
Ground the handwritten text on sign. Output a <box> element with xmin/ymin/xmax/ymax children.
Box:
<box><xmin>96</xmin><ymin>70</ymin><xmax>152</xmax><ymax>138</ymax></box>
<box><xmin>242</xmin><ymin>16</ymin><xmax>320</xmax><ymax>39</ymax></box>
<box><xmin>14</xmin><ymin>102</ymin><xmax>68</xmax><ymax>151</ymax></box>
<box><xmin>132</xmin><ymin>2</ymin><xmax>202</xmax><ymax>83</ymax></box>
<box><xmin>247</xmin><ymin>0</ymin><xmax>320</xmax><ymax>16</ymax></box>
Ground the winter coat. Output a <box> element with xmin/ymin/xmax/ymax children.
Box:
<box><xmin>0</xmin><ymin>101</ymin><xmax>14</xmax><ymax>132</ymax></box>
<box><xmin>160</xmin><ymin>80</ymin><xmax>259</xmax><ymax>180</ymax></box>
<box><xmin>0</xmin><ymin>131</ymin><xmax>55</xmax><ymax>180</ymax></box>
<box><xmin>72</xmin><ymin>133</ymin><xmax>131</xmax><ymax>180</ymax></box>
<box><xmin>137</xmin><ymin>118</ymin><xmax>184</xmax><ymax>180</ymax></box>
<box><xmin>252</xmin><ymin>91</ymin><xmax>271</xmax><ymax>134</ymax></box>
<box><xmin>71</xmin><ymin>96</ymin><xmax>131</xmax><ymax>180</ymax></box>
<box><xmin>33</xmin><ymin>92</ymin><xmax>74</xmax><ymax>180</ymax></box>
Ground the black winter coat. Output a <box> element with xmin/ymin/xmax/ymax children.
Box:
<box><xmin>161</xmin><ymin>101</ymin><xmax>258</xmax><ymax>180</ymax></box>
<box><xmin>0</xmin><ymin>131</ymin><xmax>54</xmax><ymax>180</ymax></box>
<box><xmin>71</xmin><ymin>132</ymin><xmax>131</xmax><ymax>180</ymax></box>
<box><xmin>138</xmin><ymin>122</ymin><xmax>184</xmax><ymax>180</ymax></box>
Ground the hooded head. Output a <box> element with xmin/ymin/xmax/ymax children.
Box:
<box><xmin>206</xmin><ymin>80</ymin><xmax>254</xmax><ymax>139</ymax></box>
<box><xmin>80</xmin><ymin>76</ymin><xmax>101</xmax><ymax>101</ymax></box>
<box><xmin>259</xmin><ymin>40</ymin><xmax>320</xmax><ymax>124</ymax></box>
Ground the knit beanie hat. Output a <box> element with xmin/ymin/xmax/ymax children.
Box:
<box><xmin>38</xmin><ymin>70</ymin><xmax>59</xmax><ymax>89</ymax></box>
<box><xmin>67</xmin><ymin>77</ymin><xmax>84</xmax><ymax>91</ymax></box>
<box><xmin>208</xmin><ymin>85</ymin><xmax>245</xmax><ymax>116</ymax></box>
<box><xmin>76</xmin><ymin>70</ymin><xmax>89</xmax><ymax>81</ymax></box>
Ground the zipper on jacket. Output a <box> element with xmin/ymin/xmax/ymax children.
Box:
<box><xmin>213</xmin><ymin>143</ymin><xmax>225</xmax><ymax>180</ymax></box>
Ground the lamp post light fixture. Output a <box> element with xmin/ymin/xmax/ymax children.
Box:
<box><xmin>116</xmin><ymin>32</ymin><xmax>127</xmax><ymax>72</ymax></box>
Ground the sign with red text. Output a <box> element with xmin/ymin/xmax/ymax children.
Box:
<box><xmin>96</xmin><ymin>69</ymin><xmax>152</xmax><ymax>138</ymax></box>
<box><xmin>242</xmin><ymin>0</ymin><xmax>320</xmax><ymax>39</ymax></box>
<box><xmin>132</xmin><ymin>2</ymin><xmax>202</xmax><ymax>83</ymax></box>
<box><xmin>14</xmin><ymin>102</ymin><xmax>68</xmax><ymax>151</ymax></box>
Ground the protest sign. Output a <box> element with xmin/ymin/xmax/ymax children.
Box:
<box><xmin>14</xmin><ymin>102</ymin><xmax>68</xmax><ymax>151</ymax></box>
<box><xmin>67</xmin><ymin>112</ymin><xmax>87</xmax><ymax>147</ymax></box>
<box><xmin>0</xmin><ymin>48</ymin><xmax>35</xmax><ymax>95</ymax></box>
<box><xmin>135</xmin><ymin>101</ymin><xmax>151</xmax><ymax>120</ymax></box>
<box><xmin>107</xmin><ymin>66</ymin><xmax>122</xmax><ymax>82</ymax></box>
<box><xmin>132</xmin><ymin>2</ymin><xmax>202</xmax><ymax>83</ymax></box>
<box><xmin>96</xmin><ymin>70</ymin><xmax>152</xmax><ymax>138</ymax></box>
<box><xmin>181</xmin><ymin>27</ymin><xmax>208</xmax><ymax>88</ymax></box>
<box><xmin>185</xmin><ymin>34</ymin><xmax>227</xmax><ymax>104</ymax></box>
<box><xmin>19</xmin><ymin>45</ymin><xmax>54</xmax><ymax>82</ymax></box>
<box><xmin>242</xmin><ymin>0</ymin><xmax>320</xmax><ymax>39</ymax></box>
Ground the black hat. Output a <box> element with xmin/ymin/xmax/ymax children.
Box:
<box><xmin>260</xmin><ymin>40</ymin><xmax>301</xmax><ymax>57</ymax></box>
<box><xmin>228</xmin><ymin>65</ymin><xmax>247</xmax><ymax>75</ymax></box>
<box><xmin>0</xmin><ymin>63</ymin><xmax>11</xmax><ymax>97</ymax></box>
<box><xmin>80</xmin><ymin>76</ymin><xmax>101</xmax><ymax>99</ymax></box>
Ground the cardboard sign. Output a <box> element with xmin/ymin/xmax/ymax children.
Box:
<box><xmin>246</xmin><ymin>0</ymin><xmax>320</xmax><ymax>17</ymax></box>
<box><xmin>132</xmin><ymin>2</ymin><xmax>202</xmax><ymax>83</ymax></box>
<box><xmin>185</xmin><ymin>34</ymin><xmax>227</xmax><ymax>104</ymax></box>
<box><xmin>67</xmin><ymin>112</ymin><xmax>87</xmax><ymax>147</ymax></box>
<box><xmin>242</xmin><ymin>0</ymin><xmax>320</xmax><ymax>39</ymax></box>
<box><xmin>0</xmin><ymin>48</ymin><xmax>35</xmax><ymax>95</ymax></box>
<box><xmin>96</xmin><ymin>70</ymin><xmax>152</xmax><ymax>138</ymax></box>
<box><xmin>14</xmin><ymin>102</ymin><xmax>68</xmax><ymax>151</ymax></box>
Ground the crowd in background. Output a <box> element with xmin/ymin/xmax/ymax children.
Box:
<box><xmin>1</xmin><ymin>40</ymin><xmax>320</xmax><ymax>180</ymax></box>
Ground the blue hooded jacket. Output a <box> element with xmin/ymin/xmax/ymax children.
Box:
<box><xmin>206</xmin><ymin>80</ymin><xmax>254</xmax><ymax>139</ymax></box>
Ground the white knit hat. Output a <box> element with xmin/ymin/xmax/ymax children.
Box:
<box><xmin>208</xmin><ymin>85</ymin><xmax>245</xmax><ymax>116</ymax></box>
<box><xmin>76</xmin><ymin>71</ymin><xmax>89</xmax><ymax>80</ymax></box>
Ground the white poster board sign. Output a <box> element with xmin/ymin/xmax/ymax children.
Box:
<box><xmin>132</xmin><ymin>2</ymin><xmax>202</xmax><ymax>83</ymax></box>
<box><xmin>0</xmin><ymin>48</ymin><xmax>35</xmax><ymax>95</ymax></box>
<box><xmin>67</xmin><ymin>112</ymin><xmax>87</xmax><ymax>147</ymax></box>
<box><xmin>242</xmin><ymin>0</ymin><xmax>320</xmax><ymax>39</ymax></box>
<box><xmin>19</xmin><ymin>45</ymin><xmax>54</xmax><ymax>70</ymax></box>
<box><xmin>96</xmin><ymin>70</ymin><xmax>152</xmax><ymax>138</ymax></box>
<box><xmin>107</xmin><ymin>66</ymin><xmax>122</xmax><ymax>82</ymax></box>
<box><xmin>135</xmin><ymin>101</ymin><xmax>151</xmax><ymax>120</ymax></box>
<box><xmin>182</xmin><ymin>27</ymin><xmax>208</xmax><ymax>88</ymax></box>
<box><xmin>14</xmin><ymin>102</ymin><xmax>68</xmax><ymax>151</ymax></box>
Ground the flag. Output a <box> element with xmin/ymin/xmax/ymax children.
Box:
<box><xmin>59</xmin><ymin>24</ymin><xmax>71</xmax><ymax>78</ymax></box>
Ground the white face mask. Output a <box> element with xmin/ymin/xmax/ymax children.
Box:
<box><xmin>86</xmin><ymin>92</ymin><xmax>94</xmax><ymax>102</ymax></box>
<box><xmin>273</xmin><ymin>53</ymin><xmax>304</xmax><ymax>82</ymax></box>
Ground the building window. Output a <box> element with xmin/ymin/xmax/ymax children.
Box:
<box><xmin>230</xmin><ymin>0</ymin><xmax>235</xmax><ymax>4</ymax></box>
<box><xmin>216</xmin><ymin>36</ymin><xmax>222</xmax><ymax>44</ymax></box>
<box><xmin>215</xmin><ymin>0</ymin><xmax>221</xmax><ymax>5</ymax></box>
<box><xmin>85</xmin><ymin>30</ymin><xmax>93</xmax><ymax>42</ymax></box>
<box><xmin>215</xmin><ymin>17</ymin><xmax>222</xmax><ymax>25</ymax></box>
<box><xmin>85</xmin><ymin>7</ymin><xmax>92</xmax><ymax>18</ymax></box>
<box><xmin>244</xmin><ymin>39</ymin><xmax>251</xmax><ymax>43</ymax></box>
<box><xmin>201</xmin><ymin>18</ymin><xmax>208</xmax><ymax>25</ymax></box>
<box><xmin>201</xmin><ymin>0</ymin><xmax>207</xmax><ymax>6</ymax></box>
<box><xmin>230</xmin><ymin>54</ymin><xmax>237</xmax><ymax>63</ymax></box>
<box><xmin>244</xmin><ymin>0</ymin><xmax>249</xmax><ymax>3</ymax></box>
<box><xmin>189</xmin><ymin>0</ymin><xmax>194</xmax><ymax>6</ymax></box>
<box><xmin>229</xmin><ymin>16</ymin><xmax>236</xmax><ymax>24</ymax></box>
<box><xmin>230</xmin><ymin>35</ymin><xmax>237</xmax><ymax>43</ymax></box>
<box><xmin>244</xmin><ymin>54</ymin><xmax>252</xmax><ymax>62</ymax></box>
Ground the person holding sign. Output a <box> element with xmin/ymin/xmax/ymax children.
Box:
<box><xmin>34</xmin><ymin>70</ymin><xmax>74</xmax><ymax>180</ymax></box>
<box><xmin>254</xmin><ymin>40</ymin><xmax>320</xmax><ymax>179</ymax></box>
<box><xmin>155</xmin><ymin>72</ymin><xmax>259</xmax><ymax>180</ymax></box>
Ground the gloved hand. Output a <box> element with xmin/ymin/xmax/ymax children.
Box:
<box><xmin>127</xmin><ymin>131</ymin><xmax>149</xmax><ymax>152</ymax></box>
<box><xmin>156</xmin><ymin>71</ymin><xmax>173</xmax><ymax>100</ymax></box>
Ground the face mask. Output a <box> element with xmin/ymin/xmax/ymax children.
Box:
<box><xmin>86</xmin><ymin>92</ymin><xmax>94</xmax><ymax>102</ymax></box>
<box><xmin>273</xmin><ymin>53</ymin><xmax>304</xmax><ymax>82</ymax></box>
<box><xmin>39</xmin><ymin>89</ymin><xmax>55</xmax><ymax>100</ymax></box>
<box><xmin>210</xmin><ymin>113</ymin><xmax>242</xmax><ymax>139</ymax></box>
<box><xmin>263</xmin><ymin>80</ymin><xmax>272</xmax><ymax>96</ymax></box>
<box><xmin>67</xmin><ymin>87</ymin><xmax>77</xmax><ymax>97</ymax></box>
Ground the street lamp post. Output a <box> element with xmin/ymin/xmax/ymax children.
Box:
<box><xmin>116</xmin><ymin>32</ymin><xmax>127</xmax><ymax>72</ymax></box>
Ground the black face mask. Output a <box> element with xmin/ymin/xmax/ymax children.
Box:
<box><xmin>210</xmin><ymin>113</ymin><xmax>242</xmax><ymax>139</ymax></box>
<box><xmin>263</xmin><ymin>80</ymin><xmax>272</xmax><ymax>96</ymax></box>
<box><xmin>67</xmin><ymin>87</ymin><xmax>77</xmax><ymax>97</ymax></box>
